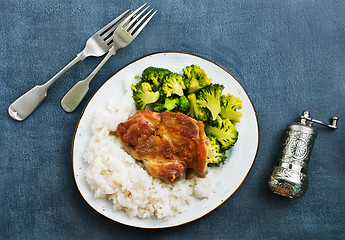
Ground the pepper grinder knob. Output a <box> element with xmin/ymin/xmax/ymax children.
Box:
<box><xmin>300</xmin><ymin>111</ymin><xmax>338</xmax><ymax>129</ymax></box>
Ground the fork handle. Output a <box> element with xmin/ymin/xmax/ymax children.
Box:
<box><xmin>60</xmin><ymin>47</ymin><xmax>117</xmax><ymax>112</ymax></box>
<box><xmin>84</xmin><ymin>47</ymin><xmax>116</xmax><ymax>84</ymax></box>
<box><xmin>42</xmin><ymin>52</ymin><xmax>86</xmax><ymax>89</ymax></box>
<box><xmin>8</xmin><ymin>52</ymin><xmax>86</xmax><ymax>121</ymax></box>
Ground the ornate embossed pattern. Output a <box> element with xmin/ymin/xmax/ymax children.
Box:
<box><xmin>268</xmin><ymin>166</ymin><xmax>307</xmax><ymax>198</ymax></box>
<box><xmin>289</xmin><ymin>138</ymin><xmax>308</xmax><ymax>159</ymax></box>
<box><xmin>280</xmin><ymin>129</ymin><xmax>316</xmax><ymax>169</ymax></box>
<box><xmin>269</xmin><ymin>126</ymin><xmax>316</xmax><ymax>198</ymax></box>
<box><xmin>272</xmin><ymin>166</ymin><xmax>306</xmax><ymax>183</ymax></box>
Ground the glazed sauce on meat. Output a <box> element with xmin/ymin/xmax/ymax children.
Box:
<box><xmin>116</xmin><ymin>110</ymin><xmax>209</xmax><ymax>182</ymax></box>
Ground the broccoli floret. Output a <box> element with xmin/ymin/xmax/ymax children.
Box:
<box><xmin>154</xmin><ymin>97</ymin><xmax>180</xmax><ymax>112</ymax></box>
<box><xmin>220</xmin><ymin>94</ymin><xmax>243</xmax><ymax>123</ymax></box>
<box><xmin>196</xmin><ymin>84</ymin><xmax>224</xmax><ymax>121</ymax></box>
<box><xmin>207</xmin><ymin>115</ymin><xmax>223</xmax><ymax>127</ymax></box>
<box><xmin>141</xmin><ymin>67</ymin><xmax>171</xmax><ymax>91</ymax></box>
<box><xmin>131</xmin><ymin>82</ymin><xmax>160</xmax><ymax>110</ymax></box>
<box><xmin>205</xmin><ymin>118</ymin><xmax>238</xmax><ymax>151</ymax></box>
<box><xmin>153</xmin><ymin>95</ymin><xmax>190</xmax><ymax>113</ymax></box>
<box><xmin>177</xmin><ymin>95</ymin><xmax>190</xmax><ymax>113</ymax></box>
<box><xmin>207</xmin><ymin>135</ymin><xmax>227</xmax><ymax>167</ymax></box>
<box><xmin>183</xmin><ymin>65</ymin><xmax>212</xmax><ymax>93</ymax></box>
<box><xmin>161</xmin><ymin>73</ymin><xmax>186</xmax><ymax>97</ymax></box>
<box><xmin>187</xmin><ymin>93</ymin><xmax>210</xmax><ymax>121</ymax></box>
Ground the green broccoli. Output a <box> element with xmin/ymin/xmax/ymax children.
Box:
<box><xmin>187</xmin><ymin>93</ymin><xmax>210</xmax><ymax>121</ymax></box>
<box><xmin>141</xmin><ymin>67</ymin><xmax>171</xmax><ymax>91</ymax></box>
<box><xmin>207</xmin><ymin>114</ymin><xmax>223</xmax><ymax>127</ymax></box>
<box><xmin>207</xmin><ymin>135</ymin><xmax>227</xmax><ymax>167</ymax></box>
<box><xmin>161</xmin><ymin>73</ymin><xmax>186</xmax><ymax>97</ymax></box>
<box><xmin>183</xmin><ymin>65</ymin><xmax>212</xmax><ymax>93</ymax></box>
<box><xmin>219</xmin><ymin>94</ymin><xmax>243</xmax><ymax>123</ymax></box>
<box><xmin>177</xmin><ymin>95</ymin><xmax>190</xmax><ymax>112</ymax></box>
<box><xmin>196</xmin><ymin>84</ymin><xmax>224</xmax><ymax>121</ymax></box>
<box><xmin>205</xmin><ymin>118</ymin><xmax>238</xmax><ymax>151</ymax></box>
<box><xmin>154</xmin><ymin>97</ymin><xmax>180</xmax><ymax>112</ymax></box>
<box><xmin>131</xmin><ymin>82</ymin><xmax>160</xmax><ymax>110</ymax></box>
<box><xmin>154</xmin><ymin>95</ymin><xmax>190</xmax><ymax>113</ymax></box>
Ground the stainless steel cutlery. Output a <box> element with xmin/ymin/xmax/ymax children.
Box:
<box><xmin>8</xmin><ymin>3</ymin><xmax>156</xmax><ymax>121</ymax></box>
<box><xmin>61</xmin><ymin>3</ymin><xmax>156</xmax><ymax>112</ymax></box>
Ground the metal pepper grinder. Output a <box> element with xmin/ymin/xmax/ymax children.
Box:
<box><xmin>268</xmin><ymin>111</ymin><xmax>338</xmax><ymax>198</ymax></box>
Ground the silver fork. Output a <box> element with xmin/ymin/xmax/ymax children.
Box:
<box><xmin>60</xmin><ymin>3</ymin><xmax>157</xmax><ymax>113</ymax></box>
<box><xmin>8</xmin><ymin>10</ymin><xmax>130</xmax><ymax>121</ymax></box>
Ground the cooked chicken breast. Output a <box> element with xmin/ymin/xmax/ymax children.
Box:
<box><xmin>116</xmin><ymin>110</ymin><xmax>209</xmax><ymax>182</ymax></box>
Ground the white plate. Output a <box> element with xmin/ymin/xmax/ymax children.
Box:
<box><xmin>73</xmin><ymin>52</ymin><xmax>259</xmax><ymax>228</ymax></box>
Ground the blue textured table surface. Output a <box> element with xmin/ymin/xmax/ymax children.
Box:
<box><xmin>1</xmin><ymin>0</ymin><xmax>344</xmax><ymax>239</ymax></box>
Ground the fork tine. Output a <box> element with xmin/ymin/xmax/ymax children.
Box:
<box><xmin>97</xmin><ymin>9</ymin><xmax>130</xmax><ymax>36</ymax></box>
<box><xmin>132</xmin><ymin>9</ymin><xmax>157</xmax><ymax>37</ymax></box>
<box><xmin>102</xmin><ymin>25</ymin><xmax>117</xmax><ymax>41</ymax></box>
<box><xmin>119</xmin><ymin>3</ymin><xmax>148</xmax><ymax>29</ymax></box>
<box><xmin>128</xmin><ymin>8</ymin><xmax>154</xmax><ymax>35</ymax></box>
<box><xmin>124</xmin><ymin>6</ymin><xmax>150</xmax><ymax>31</ymax></box>
<box><xmin>101</xmin><ymin>11</ymin><xmax>133</xmax><ymax>41</ymax></box>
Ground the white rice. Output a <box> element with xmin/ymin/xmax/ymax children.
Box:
<box><xmin>83</xmin><ymin>79</ymin><xmax>212</xmax><ymax>220</ymax></box>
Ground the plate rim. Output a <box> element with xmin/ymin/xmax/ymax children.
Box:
<box><xmin>72</xmin><ymin>51</ymin><xmax>260</xmax><ymax>228</ymax></box>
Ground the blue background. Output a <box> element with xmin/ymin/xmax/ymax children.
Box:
<box><xmin>1</xmin><ymin>0</ymin><xmax>344</xmax><ymax>239</ymax></box>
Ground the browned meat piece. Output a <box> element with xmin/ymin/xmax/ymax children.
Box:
<box><xmin>116</xmin><ymin>110</ymin><xmax>209</xmax><ymax>182</ymax></box>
